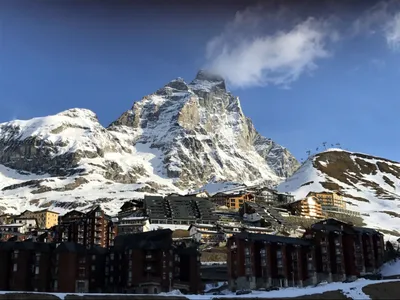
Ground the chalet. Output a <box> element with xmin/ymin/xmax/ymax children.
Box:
<box><xmin>118</xmin><ymin>200</ymin><xmax>144</xmax><ymax>214</ymax></box>
<box><xmin>0</xmin><ymin>214</ymin><xmax>13</xmax><ymax>225</ymax></box>
<box><xmin>285</xmin><ymin>196</ymin><xmax>324</xmax><ymax>219</ymax></box>
<box><xmin>116</xmin><ymin>213</ymin><xmax>148</xmax><ymax>235</ymax></box>
<box><xmin>211</xmin><ymin>192</ymin><xmax>255</xmax><ymax>210</ymax></box>
<box><xmin>19</xmin><ymin>209</ymin><xmax>59</xmax><ymax>229</ymax></box>
<box><xmin>188</xmin><ymin>224</ymin><xmax>224</xmax><ymax>244</ymax></box>
<box><xmin>307</xmin><ymin>191</ymin><xmax>346</xmax><ymax>209</ymax></box>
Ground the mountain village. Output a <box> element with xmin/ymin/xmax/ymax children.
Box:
<box><xmin>0</xmin><ymin>182</ymin><xmax>395</xmax><ymax>296</ymax></box>
<box><xmin>0</xmin><ymin>72</ymin><xmax>399</xmax><ymax>297</ymax></box>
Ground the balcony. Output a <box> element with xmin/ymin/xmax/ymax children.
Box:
<box><xmin>144</xmin><ymin>265</ymin><xmax>156</xmax><ymax>273</ymax></box>
<box><xmin>145</xmin><ymin>254</ymin><xmax>157</xmax><ymax>261</ymax></box>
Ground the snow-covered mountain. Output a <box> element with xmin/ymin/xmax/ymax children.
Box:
<box><xmin>0</xmin><ymin>70</ymin><xmax>299</xmax><ymax>215</ymax></box>
<box><xmin>278</xmin><ymin>148</ymin><xmax>400</xmax><ymax>237</ymax></box>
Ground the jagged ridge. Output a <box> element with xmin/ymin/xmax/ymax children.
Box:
<box><xmin>0</xmin><ymin>70</ymin><xmax>299</xmax><ymax>215</ymax></box>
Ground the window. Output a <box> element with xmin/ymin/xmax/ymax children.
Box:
<box><xmin>35</xmin><ymin>266</ymin><xmax>39</xmax><ymax>275</ymax></box>
<box><xmin>13</xmin><ymin>250</ymin><xmax>19</xmax><ymax>259</ymax></box>
<box><xmin>54</xmin><ymin>280</ymin><xmax>58</xmax><ymax>290</ymax></box>
<box><xmin>13</xmin><ymin>263</ymin><xmax>17</xmax><ymax>272</ymax></box>
<box><xmin>277</xmin><ymin>260</ymin><xmax>283</xmax><ymax>268</ymax></box>
<box><xmin>92</xmin><ymin>255</ymin><xmax>96</xmax><ymax>261</ymax></box>
<box><xmin>307</xmin><ymin>262</ymin><xmax>313</xmax><ymax>271</ymax></box>
<box><xmin>91</xmin><ymin>265</ymin><xmax>95</xmax><ymax>271</ymax></box>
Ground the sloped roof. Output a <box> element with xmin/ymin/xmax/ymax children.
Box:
<box><xmin>54</xmin><ymin>242</ymin><xmax>86</xmax><ymax>254</ymax></box>
<box><xmin>232</xmin><ymin>231</ymin><xmax>311</xmax><ymax>246</ymax></box>
<box><xmin>114</xmin><ymin>229</ymin><xmax>173</xmax><ymax>251</ymax></box>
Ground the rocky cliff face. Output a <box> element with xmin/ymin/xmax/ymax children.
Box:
<box><xmin>109</xmin><ymin>70</ymin><xmax>299</xmax><ymax>187</ymax></box>
<box><xmin>0</xmin><ymin>70</ymin><xmax>299</xmax><ymax>215</ymax></box>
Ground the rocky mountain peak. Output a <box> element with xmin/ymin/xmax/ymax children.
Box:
<box><xmin>0</xmin><ymin>71</ymin><xmax>300</xmax><ymax>216</ymax></box>
<box><xmin>189</xmin><ymin>69</ymin><xmax>226</xmax><ymax>92</ymax></box>
<box><xmin>109</xmin><ymin>71</ymin><xmax>299</xmax><ymax>188</ymax></box>
<box><xmin>56</xmin><ymin>108</ymin><xmax>99</xmax><ymax>122</ymax></box>
<box><xmin>163</xmin><ymin>77</ymin><xmax>189</xmax><ymax>92</ymax></box>
<box><xmin>194</xmin><ymin>69</ymin><xmax>225</xmax><ymax>82</ymax></box>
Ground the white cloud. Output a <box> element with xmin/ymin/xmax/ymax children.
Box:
<box><xmin>354</xmin><ymin>1</ymin><xmax>400</xmax><ymax>51</ymax></box>
<box><xmin>204</xmin><ymin>5</ymin><xmax>339</xmax><ymax>89</ymax></box>
<box><xmin>385</xmin><ymin>12</ymin><xmax>400</xmax><ymax>50</ymax></box>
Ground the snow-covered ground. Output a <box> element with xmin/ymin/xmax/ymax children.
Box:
<box><xmin>201</xmin><ymin>261</ymin><xmax>227</xmax><ymax>266</ymax></box>
<box><xmin>192</xmin><ymin>279</ymin><xmax>400</xmax><ymax>299</ymax></box>
<box><xmin>4</xmin><ymin>279</ymin><xmax>395</xmax><ymax>299</ymax></box>
<box><xmin>381</xmin><ymin>259</ymin><xmax>400</xmax><ymax>277</ymax></box>
<box><xmin>194</xmin><ymin>181</ymin><xmax>247</xmax><ymax>196</ymax></box>
<box><xmin>278</xmin><ymin>149</ymin><xmax>400</xmax><ymax>237</ymax></box>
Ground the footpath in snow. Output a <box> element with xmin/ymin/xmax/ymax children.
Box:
<box><xmin>1</xmin><ymin>279</ymin><xmax>399</xmax><ymax>299</ymax></box>
<box><xmin>184</xmin><ymin>278</ymin><xmax>400</xmax><ymax>299</ymax></box>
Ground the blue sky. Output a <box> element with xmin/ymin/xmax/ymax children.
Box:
<box><xmin>1</xmin><ymin>0</ymin><xmax>400</xmax><ymax>162</ymax></box>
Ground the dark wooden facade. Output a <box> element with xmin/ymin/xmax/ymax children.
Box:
<box><xmin>227</xmin><ymin>219</ymin><xmax>385</xmax><ymax>290</ymax></box>
<box><xmin>0</xmin><ymin>229</ymin><xmax>202</xmax><ymax>295</ymax></box>
<box><xmin>227</xmin><ymin>232</ymin><xmax>316</xmax><ymax>290</ymax></box>
<box><xmin>53</xmin><ymin>206</ymin><xmax>117</xmax><ymax>248</ymax></box>
<box><xmin>106</xmin><ymin>229</ymin><xmax>202</xmax><ymax>294</ymax></box>
<box><xmin>304</xmin><ymin>219</ymin><xmax>384</xmax><ymax>282</ymax></box>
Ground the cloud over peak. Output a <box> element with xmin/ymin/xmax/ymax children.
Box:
<box><xmin>204</xmin><ymin>0</ymin><xmax>400</xmax><ymax>89</ymax></box>
<box><xmin>204</xmin><ymin>4</ymin><xmax>339</xmax><ymax>89</ymax></box>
